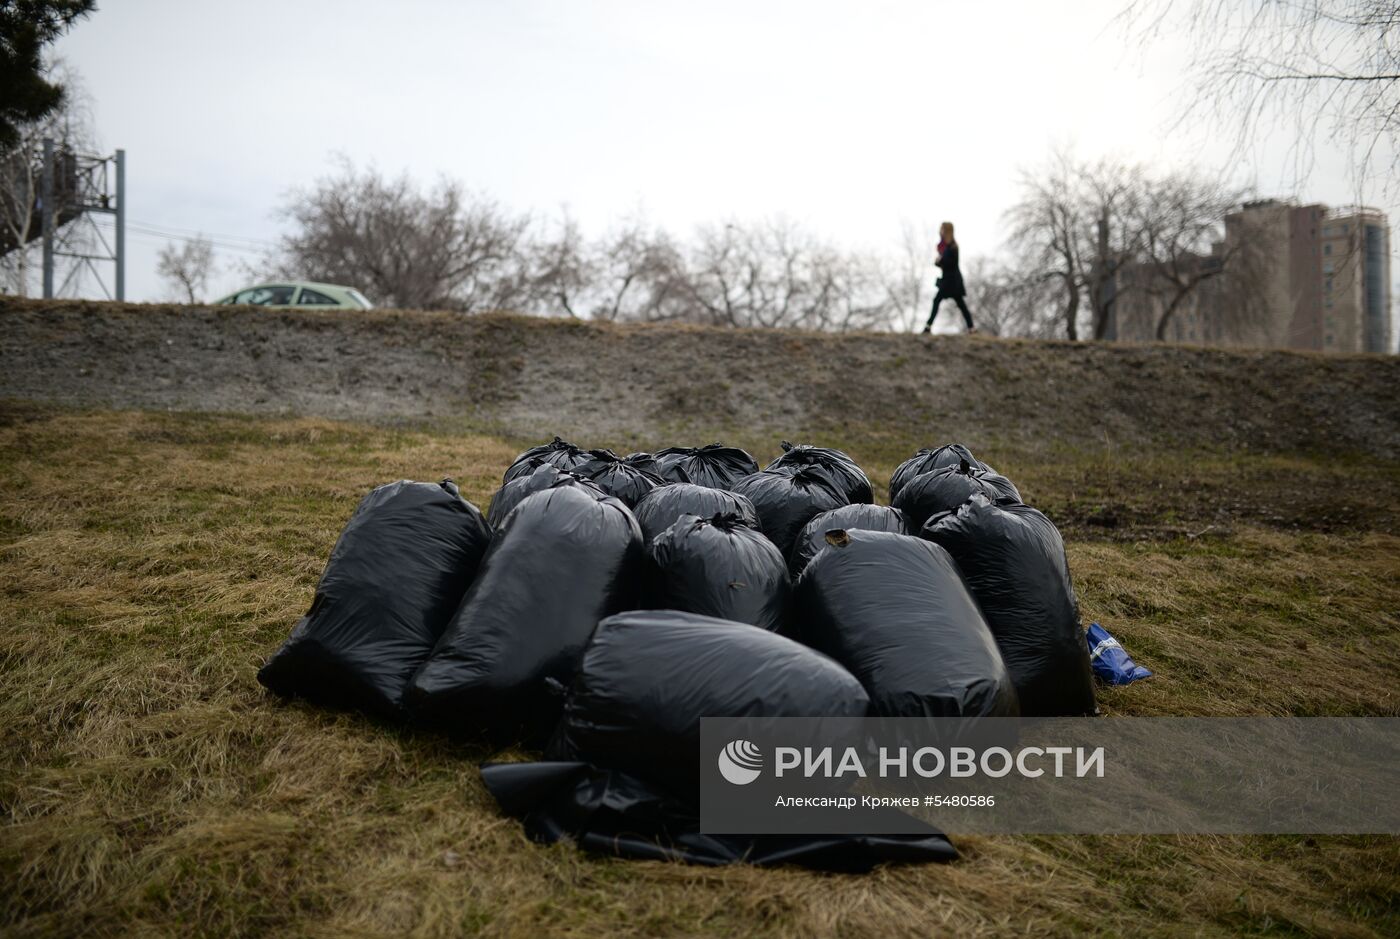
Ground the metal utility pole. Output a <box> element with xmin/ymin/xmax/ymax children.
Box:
<box><xmin>115</xmin><ymin>149</ymin><xmax>126</xmax><ymax>301</ymax></box>
<box><xmin>41</xmin><ymin>138</ymin><xmax>55</xmax><ymax>299</ymax></box>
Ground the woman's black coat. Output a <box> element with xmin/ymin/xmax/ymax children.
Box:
<box><xmin>935</xmin><ymin>243</ymin><xmax>965</xmax><ymax>298</ymax></box>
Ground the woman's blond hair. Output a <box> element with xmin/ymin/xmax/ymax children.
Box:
<box><xmin>940</xmin><ymin>221</ymin><xmax>956</xmax><ymax>247</ymax></box>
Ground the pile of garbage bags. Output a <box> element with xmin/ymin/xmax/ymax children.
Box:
<box><xmin>259</xmin><ymin>435</ymin><xmax>1100</xmax><ymax>871</ymax></box>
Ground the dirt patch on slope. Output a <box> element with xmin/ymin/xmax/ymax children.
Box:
<box><xmin>2</xmin><ymin>298</ymin><xmax>1398</xmax><ymax>459</ymax></box>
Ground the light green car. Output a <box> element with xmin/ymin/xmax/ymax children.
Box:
<box><xmin>214</xmin><ymin>281</ymin><xmax>373</xmax><ymax>309</ymax></box>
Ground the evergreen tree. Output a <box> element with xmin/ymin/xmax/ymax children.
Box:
<box><xmin>0</xmin><ymin>0</ymin><xmax>95</xmax><ymax>148</ymax></box>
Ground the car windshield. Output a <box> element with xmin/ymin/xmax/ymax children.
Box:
<box><xmin>347</xmin><ymin>289</ymin><xmax>373</xmax><ymax>309</ymax></box>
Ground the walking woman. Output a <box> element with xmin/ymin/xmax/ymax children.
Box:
<box><xmin>921</xmin><ymin>221</ymin><xmax>975</xmax><ymax>333</ymax></box>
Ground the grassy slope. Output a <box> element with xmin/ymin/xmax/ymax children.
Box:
<box><xmin>1</xmin><ymin>405</ymin><xmax>1398</xmax><ymax>938</ymax></box>
<box><xmin>5</xmin><ymin>298</ymin><xmax>1400</xmax><ymax>461</ymax></box>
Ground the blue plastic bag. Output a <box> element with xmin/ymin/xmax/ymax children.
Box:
<box><xmin>1085</xmin><ymin>623</ymin><xmax>1152</xmax><ymax>685</ymax></box>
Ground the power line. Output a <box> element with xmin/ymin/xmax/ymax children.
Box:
<box><xmin>129</xmin><ymin>228</ymin><xmax>269</xmax><ymax>255</ymax></box>
<box><xmin>90</xmin><ymin>218</ymin><xmax>274</xmax><ymax>255</ymax></box>
<box><xmin>124</xmin><ymin>232</ymin><xmax>267</xmax><ymax>256</ymax></box>
<box><xmin>125</xmin><ymin>217</ymin><xmax>279</xmax><ymax>249</ymax></box>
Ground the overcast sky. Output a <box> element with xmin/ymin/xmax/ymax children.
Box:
<box><xmin>49</xmin><ymin>0</ymin><xmax>1397</xmax><ymax>304</ymax></box>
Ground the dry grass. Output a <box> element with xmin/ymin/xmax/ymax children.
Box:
<box><xmin>1</xmin><ymin>405</ymin><xmax>1397</xmax><ymax>938</ymax></box>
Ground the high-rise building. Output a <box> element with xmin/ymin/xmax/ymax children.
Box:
<box><xmin>1110</xmin><ymin>200</ymin><xmax>1392</xmax><ymax>353</ymax></box>
<box><xmin>1324</xmin><ymin>207</ymin><xmax>1392</xmax><ymax>354</ymax></box>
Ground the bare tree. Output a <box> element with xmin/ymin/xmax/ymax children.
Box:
<box><xmin>271</xmin><ymin>159</ymin><xmax>530</xmax><ymax>312</ymax></box>
<box><xmin>156</xmin><ymin>236</ymin><xmax>215</xmax><ymax>303</ymax></box>
<box><xmin>265</xmin><ymin>158</ymin><xmax>1078</xmax><ymax>334</ymax></box>
<box><xmin>1127</xmin><ymin>173</ymin><xmax>1250</xmax><ymax>339</ymax></box>
<box><xmin>1007</xmin><ymin>149</ymin><xmax>1254</xmax><ymax>342</ymax></box>
<box><xmin>1005</xmin><ymin>153</ymin><xmax>1087</xmax><ymax>339</ymax></box>
<box><xmin>589</xmin><ymin>219</ymin><xmax>690</xmax><ymax>322</ymax></box>
<box><xmin>524</xmin><ymin>210</ymin><xmax>590</xmax><ymax>318</ymax></box>
<box><xmin>522</xmin><ymin>212</ymin><xmax>693</xmax><ymax>321</ymax></box>
<box><xmin>0</xmin><ymin>140</ymin><xmax>43</xmax><ymax>295</ymax></box>
<box><xmin>676</xmin><ymin>219</ymin><xmax>890</xmax><ymax>332</ymax></box>
<box><xmin>270</xmin><ymin>162</ymin><xmax>902</xmax><ymax>327</ymax></box>
<box><xmin>683</xmin><ymin>220</ymin><xmax>809</xmax><ymax>328</ymax></box>
<box><xmin>826</xmin><ymin>252</ymin><xmax>894</xmax><ymax>333</ymax></box>
<box><xmin>1006</xmin><ymin>153</ymin><xmax>1152</xmax><ymax>341</ymax></box>
<box><xmin>962</xmin><ymin>257</ymin><xmax>1062</xmax><ymax>338</ymax></box>
<box><xmin>0</xmin><ymin>61</ymin><xmax>92</xmax><ymax>296</ymax></box>
<box><xmin>879</xmin><ymin>221</ymin><xmax>939</xmax><ymax>332</ymax></box>
<box><xmin>681</xmin><ymin>221</ymin><xmax>782</xmax><ymax>327</ymax></box>
<box><xmin>1077</xmin><ymin>160</ymin><xmax>1145</xmax><ymax>340</ymax></box>
<box><xmin>1122</xmin><ymin>1</ymin><xmax>1400</xmax><ymax>196</ymax></box>
<box><xmin>450</xmin><ymin>195</ymin><xmax>533</xmax><ymax>314</ymax></box>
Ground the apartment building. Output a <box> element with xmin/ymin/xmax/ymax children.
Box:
<box><xmin>1111</xmin><ymin>200</ymin><xmax>1392</xmax><ymax>353</ymax></box>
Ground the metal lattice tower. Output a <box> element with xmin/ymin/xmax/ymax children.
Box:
<box><xmin>39</xmin><ymin>138</ymin><xmax>125</xmax><ymax>300</ymax></box>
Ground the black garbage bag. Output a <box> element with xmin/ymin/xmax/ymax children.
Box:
<box><xmin>480</xmin><ymin>761</ymin><xmax>957</xmax><ymax>870</ymax></box>
<box><xmin>620</xmin><ymin>451</ymin><xmax>664</xmax><ymax>474</ymax></box>
<box><xmin>501</xmin><ymin>435</ymin><xmax>593</xmax><ymax>484</ymax></box>
<box><xmin>793</xmin><ymin>529</ymin><xmax>1018</xmax><ymax>718</ymax></box>
<box><xmin>408</xmin><ymin>485</ymin><xmax>643</xmax><ymax>744</ymax></box>
<box><xmin>891</xmin><ymin>459</ymin><xmax>1022</xmax><ymax>531</ymax></box>
<box><xmin>546</xmin><ymin>609</ymin><xmax>869</xmax><ymax>798</ymax></box>
<box><xmin>764</xmin><ymin>441</ymin><xmax>873</xmax><ymax>504</ymax></box>
<box><xmin>646</xmin><ymin>513</ymin><xmax>789</xmax><ymax>631</ymax></box>
<box><xmin>888</xmin><ymin>444</ymin><xmax>995</xmax><ymax>501</ymax></box>
<box><xmin>486</xmin><ymin>464</ymin><xmax>606</xmax><ymax>529</ymax></box>
<box><xmin>632</xmin><ymin>482</ymin><xmax>760</xmax><ymax>544</ymax></box>
<box><xmin>789</xmin><ymin>503</ymin><xmax>908</xmax><ymax>577</ymax></box>
<box><xmin>258</xmin><ymin>479</ymin><xmax>491</xmax><ymax>718</ymax></box>
<box><xmin>574</xmin><ymin>449</ymin><xmax>667</xmax><ymax>508</ymax></box>
<box><xmin>731</xmin><ymin>468</ymin><xmax>849</xmax><ymax>561</ymax></box>
<box><xmin>922</xmin><ymin>495</ymin><xmax>1096</xmax><ymax>716</ymax></box>
<box><xmin>652</xmin><ymin>443</ymin><xmax>760</xmax><ymax>490</ymax></box>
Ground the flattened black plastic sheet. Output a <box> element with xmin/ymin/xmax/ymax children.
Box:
<box><xmin>731</xmin><ymin>468</ymin><xmax>849</xmax><ymax>561</ymax></box>
<box><xmin>646</xmin><ymin>513</ymin><xmax>789</xmax><ymax>631</ymax></box>
<box><xmin>923</xmin><ymin>495</ymin><xmax>1096</xmax><ymax>716</ymax></box>
<box><xmin>258</xmin><ymin>479</ymin><xmax>491</xmax><ymax>718</ymax></box>
<box><xmin>408</xmin><ymin>486</ymin><xmax>643</xmax><ymax>744</ymax></box>
<box><xmin>653</xmin><ymin>443</ymin><xmax>759</xmax><ymax>490</ymax></box>
<box><xmin>546</xmin><ymin>609</ymin><xmax>869</xmax><ymax>798</ymax></box>
<box><xmin>486</xmin><ymin>464</ymin><xmax>604</xmax><ymax>529</ymax></box>
<box><xmin>789</xmin><ymin>503</ymin><xmax>908</xmax><ymax>577</ymax></box>
<box><xmin>575</xmin><ymin>449</ymin><xmax>666</xmax><ymax>508</ymax></box>
<box><xmin>892</xmin><ymin>459</ymin><xmax>1022</xmax><ymax>531</ymax></box>
<box><xmin>501</xmin><ymin>436</ymin><xmax>593</xmax><ymax>484</ymax></box>
<box><xmin>632</xmin><ymin>482</ymin><xmax>760</xmax><ymax>544</ymax></box>
<box><xmin>479</xmin><ymin>761</ymin><xmax>957</xmax><ymax>870</ymax></box>
<box><xmin>888</xmin><ymin>444</ymin><xmax>993</xmax><ymax>501</ymax></box>
<box><xmin>794</xmin><ymin>529</ymin><xmax>1019</xmax><ymax>718</ymax></box>
<box><xmin>764</xmin><ymin>441</ymin><xmax>874</xmax><ymax>504</ymax></box>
